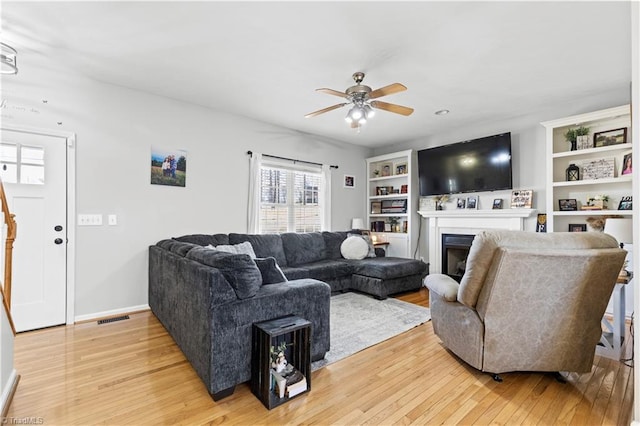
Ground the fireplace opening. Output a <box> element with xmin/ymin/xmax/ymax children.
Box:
<box><xmin>442</xmin><ymin>234</ymin><xmax>475</xmax><ymax>282</ymax></box>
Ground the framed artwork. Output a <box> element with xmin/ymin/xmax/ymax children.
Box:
<box><xmin>568</xmin><ymin>224</ymin><xmax>587</xmax><ymax>232</ymax></box>
<box><xmin>380</xmin><ymin>162</ymin><xmax>393</xmax><ymax>177</ymax></box>
<box><xmin>151</xmin><ymin>146</ymin><xmax>187</xmax><ymax>187</ymax></box>
<box><xmin>536</xmin><ymin>214</ymin><xmax>547</xmax><ymax>232</ymax></box>
<box><xmin>492</xmin><ymin>199</ymin><xmax>503</xmax><ymax>209</ymax></box>
<box><xmin>343</xmin><ymin>175</ymin><xmax>355</xmax><ymax>188</ymax></box>
<box><xmin>466</xmin><ymin>196</ymin><xmax>478</xmax><ymax>209</ymax></box>
<box><xmin>511</xmin><ymin>190</ymin><xmax>533</xmax><ymax>208</ymax></box>
<box><xmin>370</xmin><ymin>201</ymin><xmax>382</xmax><ymax>214</ymax></box>
<box><xmin>558</xmin><ymin>198</ymin><xmax>578</xmax><ymax>211</ymax></box>
<box><xmin>456</xmin><ymin>198</ymin><xmax>466</xmax><ymax>209</ymax></box>
<box><xmin>394</xmin><ymin>162</ymin><xmax>408</xmax><ymax>175</ymax></box>
<box><xmin>594</xmin><ymin>127</ymin><xmax>627</xmax><ymax>147</ymax></box>
<box><xmin>621</xmin><ymin>153</ymin><xmax>632</xmax><ymax>176</ymax></box>
<box><xmin>618</xmin><ymin>196</ymin><xmax>632</xmax><ymax>210</ymax></box>
<box><xmin>580</xmin><ymin>157</ymin><xmax>614</xmax><ymax>180</ymax></box>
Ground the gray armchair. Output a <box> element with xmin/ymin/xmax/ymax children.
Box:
<box><xmin>425</xmin><ymin>230</ymin><xmax>626</xmax><ymax>376</ymax></box>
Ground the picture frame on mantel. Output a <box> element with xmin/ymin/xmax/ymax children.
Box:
<box><xmin>510</xmin><ymin>190</ymin><xmax>533</xmax><ymax>208</ymax></box>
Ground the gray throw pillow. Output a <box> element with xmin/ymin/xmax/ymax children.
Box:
<box><xmin>186</xmin><ymin>248</ymin><xmax>262</xmax><ymax>299</ymax></box>
<box><xmin>253</xmin><ymin>257</ymin><xmax>288</xmax><ymax>284</ymax></box>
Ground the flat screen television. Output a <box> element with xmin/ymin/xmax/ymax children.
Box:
<box><xmin>418</xmin><ymin>132</ymin><xmax>512</xmax><ymax>196</ymax></box>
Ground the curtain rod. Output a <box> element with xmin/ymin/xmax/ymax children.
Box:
<box><xmin>247</xmin><ymin>151</ymin><xmax>339</xmax><ymax>169</ymax></box>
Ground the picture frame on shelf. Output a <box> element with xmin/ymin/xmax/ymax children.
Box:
<box><xmin>456</xmin><ymin>198</ymin><xmax>466</xmax><ymax>209</ymax></box>
<box><xmin>559</xmin><ymin>198</ymin><xmax>578</xmax><ymax>211</ymax></box>
<box><xmin>492</xmin><ymin>199</ymin><xmax>503</xmax><ymax>209</ymax></box>
<box><xmin>370</xmin><ymin>201</ymin><xmax>382</xmax><ymax>214</ymax></box>
<box><xmin>394</xmin><ymin>162</ymin><xmax>408</xmax><ymax>175</ymax></box>
<box><xmin>580</xmin><ymin>157</ymin><xmax>615</xmax><ymax>180</ymax></box>
<box><xmin>380</xmin><ymin>162</ymin><xmax>393</xmax><ymax>177</ymax></box>
<box><xmin>618</xmin><ymin>196</ymin><xmax>632</xmax><ymax>210</ymax></box>
<box><xmin>400</xmin><ymin>184</ymin><xmax>408</xmax><ymax>194</ymax></box>
<box><xmin>511</xmin><ymin>190</ymin><xmax>533</xmax><ymax>208</ymax></box>
<box><xmin>343</xmin><ymin>175</ymin><xmax>355</xmax><ymax>188</ymax></box>
<box><xmin>621</xmin><ymin>153</ymin><xmax>632</xmax><ymax>175</ymax></box>
<box><xmin>594</xmin><ymin>127</ymin><xmax>627</xmax><ymax>147</ymax></box>
<box><xmin>536</xmin><ymin>214</ymin><xmax>547</xmax><ymax>232</ymax></box>
<box><xmin>466</xmin><ymin>196</ymin><xmax>478</xmax><ymax>209</ymax></box>
<box><xmin>576</xmin><ymin>135</ymin><xmax>592</xmax><ymax>150</ymax></box>
<box><xmin>568</xmin><ymin>224</ymin><xmax>587</xmax><ymax>232</ymax></box>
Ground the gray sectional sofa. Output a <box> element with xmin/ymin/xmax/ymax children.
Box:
<box><xmin>148</xmin><ymin>230</ymin><xmax>428</xmax><ymax>401</ymax></box>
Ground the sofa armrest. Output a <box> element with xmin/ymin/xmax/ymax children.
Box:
<box><xmin>425</xmin><ymin>273</ymin><xmax>459</xmax><ymax>302</ymax></box>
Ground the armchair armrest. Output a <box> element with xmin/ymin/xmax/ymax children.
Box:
<box><xmin>425</xmin><ymin>274</ymin><xmax>459</xmax><ymax>302</ymax></box>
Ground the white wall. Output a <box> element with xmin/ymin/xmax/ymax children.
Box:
<box><xmin>1</xmin><ymin>59</ymin><xmax>370</xmax><ymax>318</ymax></box>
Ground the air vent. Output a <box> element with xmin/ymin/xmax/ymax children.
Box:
<box><xmin>97</xmin><ymin>315</ymin><xmax>130</xmax><ymax>325</ymax></box>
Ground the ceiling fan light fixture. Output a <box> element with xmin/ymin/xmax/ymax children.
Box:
<box><xmin>0</xmin><ymin>43</ymin><xmax>18</xmax><ymax>75</ymax></box>
<box><xmin>364</xmin><ymin>104</ymin><xmax>375</xmax><ymax>119</ymax></box>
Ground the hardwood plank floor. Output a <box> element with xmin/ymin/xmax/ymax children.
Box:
<box><xmin>6</xmin><ymin>288</ymin><xmax>633</xmax><ymax>425</ymax></box>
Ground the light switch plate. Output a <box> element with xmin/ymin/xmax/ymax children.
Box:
<box><xmin>78</xmin><ymin>214</ymin><xmax>102</xmax><ymax>226</ymax></box>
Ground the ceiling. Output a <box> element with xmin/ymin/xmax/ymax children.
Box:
<box><xmin>1</xmin><ymin>1</ymin><xmax>632</xmax><ymax>148</ymax></box>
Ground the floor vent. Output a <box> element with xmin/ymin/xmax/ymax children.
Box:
<box><xmin>97</xmin><ymin>315</ymin><xmax>130</xmax><ymax>325</ymax></box>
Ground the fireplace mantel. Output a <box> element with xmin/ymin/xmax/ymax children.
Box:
<box><xmin>418</xmin><ymin>209</ymin><xmax>537</xmax><ymax>274</ymax></box>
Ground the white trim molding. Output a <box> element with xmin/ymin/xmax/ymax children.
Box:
<box><xmin>74</xmin><ymin>304</ymin><xmax>150</xmax><ymax>323</ymax></box>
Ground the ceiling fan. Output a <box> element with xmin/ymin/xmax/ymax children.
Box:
<box><xmin>305</xmin><ymin>72</ymin><xmax>414</xmax><ymax>128</ymax></box>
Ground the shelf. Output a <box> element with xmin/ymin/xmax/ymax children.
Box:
<box><xmin>370</xmin><ymin>213</ymin><xmax>408</xmax><ymax>218</ymax></box>
<box><xmin>552</xmin><ymin>175</ymin><xmax>631</xmax><ymax>187</ymax></box>
<box><xmin>553</xmin><ymin>210</ymin><xmax>632</xmax><ymax>216</ymax></box>
<box><xmin>369</xmin><ymin>174</ymin><xmax>409</xmax><ymax>182</ymax></box>
<box><xmin>553</xmin><ymin>144</ymin><xmax>631</xmax><ymax>158</ymax></box>
<box><xmin>417</xmin><ymin>209</ymin><xmax>537</xmax><ymax>219</ymax></box>
<box><xmin>369</xmin><ymin>194</ymin><xmax>408</xmax><ymax>200</ymax></box>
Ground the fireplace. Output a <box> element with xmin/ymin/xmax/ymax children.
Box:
<box><xmin>442</xmin><ymin>234</ymin><xmax>475</xmax><ymax>282</ymax></box>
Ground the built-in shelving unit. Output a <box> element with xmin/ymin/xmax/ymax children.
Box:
<box><xmin>366</xmin><ymin>150</ymin><xmax>417</xmax><ymax>258</ymax></box>
<box><xmin>542</xmin><ymin>105</ymin><xmax>631</xmax><ymax>232</ymax></box>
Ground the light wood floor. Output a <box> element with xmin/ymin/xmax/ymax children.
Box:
<box><xmin>6</xmin><ymin>288</ymin><xmax>633</xmax><ymax>425</ymax></box>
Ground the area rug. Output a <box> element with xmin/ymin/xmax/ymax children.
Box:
<box><xmin>311</xmin><ymin>292</ymin><xmax>431</xmax><ymax>370</ymax></box>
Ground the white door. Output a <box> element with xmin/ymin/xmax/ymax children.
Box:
<box><xmin>0</xmin><ymin>128</ymin><xmax>67</xmax><ymax>332</ymax></box>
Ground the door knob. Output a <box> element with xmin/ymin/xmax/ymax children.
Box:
<box><xmin>54</xmin><ymin>238</ymin><xmax>64</xmax><ymax>245</ymax></box>
<box><xmin>54</xmin><ymin>225</ymin><xmax>63</xmax><ymax>232</ymax></box>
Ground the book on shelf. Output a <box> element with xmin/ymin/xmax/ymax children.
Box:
<box><xmin>286</xmin><ymin>376</ymin><xmax>307</xmax><ymax>398</ymax></box>
<box><xmin>271</xmin><ymin>366</ymin><xmax>306</xmax><ymax>399</ymax></box>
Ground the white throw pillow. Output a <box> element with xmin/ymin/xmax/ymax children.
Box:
<box><xmin>206</xmin><ymin>241</ymin><xmax>257</xmax><ymax>259</ymax></box>
<box><xmin>340</xmin><ymin>236</ymin><xmax>369</xmax><ymax>260</ymax></box>
<box><xmin>347</xmin><ymin>233</ymin><xmax>376</xmax><ymax>258</ymax></box>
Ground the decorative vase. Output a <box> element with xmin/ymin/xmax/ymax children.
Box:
<box><xmin>570</xmin><ymin>140</ymin><xmax>577</xmax><ymax>151</ymax></box>
<box><xmin>566</xmin><ymin>163</ymin><xmax>580</xmax><ymax>181</ymax></box>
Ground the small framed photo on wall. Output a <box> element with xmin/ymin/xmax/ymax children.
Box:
<box><xmin>343</xmin><ymin>175</ymin><xmax>355</xmax><ymax>188</ymax></box>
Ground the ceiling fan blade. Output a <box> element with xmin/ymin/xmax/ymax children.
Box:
<box><xmin>368</xmin><ymin>83</ymin><xmax>407</xmax><ymax>99</ymax></box>
<box><xmin>370</xmin><ymin>100</ymin><xmax>414</xmax><ymax>116</ymax></box>
<box><xmin>305</xmin><ymin>103</ymin><xmax>348</xmax><ymax>118</ymax></box>
<box><xmin>316</xmin><ymin>88</ymin><xmax>349</xmax><ymax>98</ymax></box>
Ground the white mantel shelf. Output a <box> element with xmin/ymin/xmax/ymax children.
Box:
<box><xmin>418</xmin><ymin>209</ymin><xmax>537</xmax><ymax>219</ymax></box>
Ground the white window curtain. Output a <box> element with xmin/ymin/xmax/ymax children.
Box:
<box><xmin>247</xmin><ymin>152</ymin><xmax>262</xmax><ymax>234</ymax></box>
<box><xmin>248</xmin><ymin>154</ymin><xmax>332</xmax><ymax>234</ymax></box>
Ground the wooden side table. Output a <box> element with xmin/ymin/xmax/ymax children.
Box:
<box><xmin>596</xmin><ymin>273</ymin><xmax>632</xmax><ymax>360</ymax></box>
<box><xmin>251</xmin><ymin>315</ymin><xmax>311</xmax><ymax>409</ymax></box>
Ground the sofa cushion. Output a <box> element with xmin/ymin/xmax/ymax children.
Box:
<box><xmin>229</xmin><ymin>233</ymin><xmax>288</xmax><ymax>267</ymax></box>
<box><xmin>280</xmin><ymin>266</ymin><xmax>311</xmax><ymax>280</ymax></box>
<box><xmin>157</xmin><ymin>239</ymin><xmax>200</xmax><ymax>257</ymax></box>
<box><xmin>186</xmin><ymin>247</ymin><xmax>262</xmax><ymax>299</ymax></box>
<box><xmin>340</xmin><ymin>236</ymin><xmax>369</xmax><ymax>260</ymax></box>
<box><xmin>173</xmin><ymin>234</ymin><xmax>230</xmax><ymax>246</ymax></box>
<box><xmin>253</xmin><ymin>257</ymin><xmax>288</xmax><ymax>284</ymax></box>
<box><xmin>347</xmin><ymin>257</ymin><xmax>428</xmax><ymax>280</ymax></box>
<box><xmin>208</xmin><ymin>241</ymin><xmax>257</xmax><ymax>258</ymax></box>
<box><xmin>322</xmin><ymin>231</ymin><xmax>349</xmax><ymax>259</ymax></box>
<box><xmin>298</xmin><ymin>260</ymin><xmax>355</xmax><ymax>281</ymax></box>
<box><xmin>347</xmin><ymin>233</ymin><xmax>376</xmax><ymax>258</ymax></box>
<box><xmin>281</xmin><ymin>232</ymin><xmax>327</xmax><ymax>266</ymax></box>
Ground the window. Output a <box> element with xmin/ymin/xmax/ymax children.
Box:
<box><xmin>259</xmin><ymin>166</ymin><xmax>322</xmax><ymax>234</ymax></box>
<box><xmin>0</xmin><ymin>143</ymin><xmax>45</xmax><ymax>185</ymax></box>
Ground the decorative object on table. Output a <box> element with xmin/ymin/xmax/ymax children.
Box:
<box><xmin>433</xmin><ymin>194</ymin><xmax>449</xmax><ymax>210</ymax></box>
<box><xmin>536</xmin><ymin>214</ymin><xmax>547</xmax><ymax>232</ymax></box>
<box><xmin>568</xmin><ymin>223</ymin><xmax>587</xmax><ymax>232</ymax></box>
<box><xmin>564</xmin><ymin>126</ymin><xmax>590</xmax><ymax>151</ymax></box>
<box><xmin>576</xmin><ymin>134</ymin><xmax>592</xmax><ymax>150</ymax></box>
<box><xmin>510</xmin><ymin>190</ymin><xmax>533</xmax><ymax>208</ymax></box>
<box><xmin>558</xmin><ymin>198</ymin><xmax>578</xmax><ymax>211</ymax></box>
<box><xmin>150</xmin><ymin>146</ymin><xmax>187</xmax><ymax>187</ymax></box>
<box><xmin>456</xmin><ymin>198</ymin><xmax>466</xmax><ymax>209</ymax></box>
<box><xmin>594</xmin><ymin>127</ymin><xmax>627</xmax><ymax>147</ymax></box>
<box><xmin>566</xmin><ymin>163</ymin><xmax>580</xmax><ymax>181</ymax></box>
<box><xmin>270</xmin><ymin>341</ymin><xmax>289</xmax><ymax>373</ymax></box>
<box><xmin>581</xmin><ymin>195</ymin><xmax>609</xmax><ymax>210</ymax></box>
<box><xmin>603</xmin><ymin>217</ymin><xmax>632</xmax><ymax>249</ymax></box>
<box><xmin>621</xmin><ymin>153</ymin><xmax>632</xmax><ymax>175</ymax></box>
<box><xmin>466</xmin><ymin>196</ymin><xmax>478</xmax><ymax>209</ymax></box>
<box><xmin>351</xmin><ymin>218</ymin><xmax>365</xmax><ymax>230</ymax></box>
<box><xmin>419</xmin><ymin>197</ymin><xmax>435</xmax><ymax>211</ymax></box>
<box><xmin>376</xmin><ymin>186</ymin><xmax>393</xmax><ymax>196</ymax></box>
<box><xmin>343</xmin><ymin>175</ymin><xmax>355</xmax><ymax>188</ymax></box>
<box><xmin>394</xmin><ymin>162</ymin><xmax>408</xmax><ymax>175</ymax></box>
<box><xmin>618</xmin><ymin>196</ymin><xmax>632</xmax><ymax>210</ymax></box>
<box><xmin>388</xmin><ymin>216</ymin><xmax>400</xmax><ymax>233</ymax></box>
<box><xmin>370</xmin><ymin>201</ymin><xmax>382</xmax><ymax>214</ymax></box>
<box><xmin>580</xmin><ymin>157</ymin><xmax>615</xmax><ymax>180</ymax></box>
<box><xmin>380</xmin><ymin>162</ymin><xmax>393</xmax><ymax>177</ymax></box>
<box><xmin>492</xmin><ymin>199</ymin><xmax>503</xmax><ymax>209</ymax></box>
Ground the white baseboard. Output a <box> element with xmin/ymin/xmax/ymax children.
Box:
<box><xmin>74</xmin><ymin>304</ymin><xmax>150</xmax><ymax>323</ymax></box>
<box><xmin>1</xmin><ymin>369</ymin><xmax>19</xmax><ymax>417</ymax></box>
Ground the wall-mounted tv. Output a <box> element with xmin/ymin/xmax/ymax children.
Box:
<box><xmin>418</xmin><ymin>132</ymin><xmax>512</xmax><ymax>196</ymax></box>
